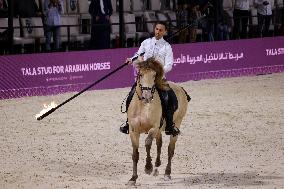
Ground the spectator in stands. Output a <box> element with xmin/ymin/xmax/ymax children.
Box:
<box><xmin>0</xmin><ymin>0</ymin><xmax>8</xmax><ymax>18</ymax></box>
<box><xmin>89</xmin><ymin>0</ymin><xmax>113</xmax><ymax>49</ymax></box>
<box><xmin>199</xmin><ymin>0</ymin><xmax>217</xmax><ymax>41</ymax></box>
<box><xmin>43</xmin><ymin>0</ymin><xmax>64</xmax><ymax>51</ymax></box>
<box><xmin>280</xmin><ymin>4</ymin><xmax>284</xmax><ymax>35</ymax></box>
<box><xmin>217</xmin><ymin>10</ymin><xmax>230</xmax><ymax>40</ymax></box>
<box><xmin>213</xmin><ymin>0</ymin><xmax>230</xmax><ymax>41</ymax></box>
<box><xmin>14</xmin><ymin>0</ymin><xmax>41</xmax><ymax>18</ymax></box>
<box><xmin>232</xmin><ymin>0</ymin><xmax>250</xmax><ymax>39</ymax></box>
<box><xmin>189</xmin><ymin>0</ymin><xmax>215</xmax><ymax>41</ymax></box>
<box><xmin>254</xmin><ymin>0</ymin><xmax>273</xmax><ymax>37</ymax></box>
<box><xmin>177</xmin><ymin>2</ymin><xmax>189</xmax><ymax>43</ymax></box>
<box><xmin>188</xmin><ymin>4</ymin><xmax>202</xmax><ymax>42</ymax></box>
<box><xmin>274</xmin><ymin>0</ymin><xmax>283</xmax><ymax>36</ymax></box>
<box><xmin>208</xmin><ymin>0</ymin><xmax>226</xmax><ymax>40</ymax></box>
<box><xmin>119</xmin><ymin>21</ymin><xmax>180</xmax><ymax>137</ymax></box>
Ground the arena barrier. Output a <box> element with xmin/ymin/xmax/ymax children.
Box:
<box><xmin>1</xmin><ymin>37</ymin><xmax>284</xmax><ymax>99</ymax></box>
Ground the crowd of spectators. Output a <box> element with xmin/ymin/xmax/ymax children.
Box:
<box><xmin>176</xmin><ymin>0</ymin><xmax>284</xmax><ymax>43</ymax></box>
<box><xmin>0</xmin><ymin>0</ymin><xmax>284</xmax><ymax>55</ymax></box>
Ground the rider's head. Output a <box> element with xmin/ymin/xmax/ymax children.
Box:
<box><xmin>154</xmin><ymin>21</ymin><xmax>167</xmax><ymax>40</ymax></box>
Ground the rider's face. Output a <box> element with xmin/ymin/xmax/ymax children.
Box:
<box><xmin>154</xmin><ymin>24</ymin><xmax>166</xmax><ymax>40</ymax></box>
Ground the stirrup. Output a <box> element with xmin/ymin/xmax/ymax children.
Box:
<box><xmin>119</xmin><ymin>122</ymin><xmax>129</xmax><ymax>134</ymax></box>
<box><xmin>165</xmin><ymin>125</ymin><xmax>180</xmax><ymax>137</ymax></box>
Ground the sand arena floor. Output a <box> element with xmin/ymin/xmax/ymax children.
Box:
<box><xmin>0</xmin><ymin>73</ymin><xmax>283</xmax><ymax>189</ymax></box>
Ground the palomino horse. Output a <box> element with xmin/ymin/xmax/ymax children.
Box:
<box><xmin>127</xmin><ymin>57</ymin><xmax>190</xmax><ymax>185</ymax></box>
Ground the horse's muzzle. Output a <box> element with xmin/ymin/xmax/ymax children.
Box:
<box><xmin>141</xmin><ymin>91</ymin><xmax>154</xmax><ymax>103</ymax></box>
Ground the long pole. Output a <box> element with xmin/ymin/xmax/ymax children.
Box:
<box><xmin>165</xmin><ymin>22</ymin><xmax>195</xmax><ymax>41</ymax></box>
<box><xmin>37</xmin><ymin>53</ymin><xmax>144</xmax><ymax>121</ymax></box>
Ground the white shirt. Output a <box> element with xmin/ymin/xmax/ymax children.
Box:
<box><xmin>234</xmin><ymin>0</ymin><xmax>250</xmax><ymax>10</ymax></box>
<box><xmin>132</xmin><ymin>37</ymin><xmax>173</xmax><ymax>73</ymax></box>
<box><xmin>254</xmin><ymin>0</ymin><xmax>273</xmax><ymax>15</ymax></box>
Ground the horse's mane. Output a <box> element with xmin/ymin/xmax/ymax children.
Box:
<box><xmin>136</xmin><ymin>57</ymin><xmax>169</xmax><ymax>90</ymax></box>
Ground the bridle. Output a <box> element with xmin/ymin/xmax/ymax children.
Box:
<box><xmin>136</xmin><ymin>72</ymin><xmax>156</xmax><ymax>102</ymax></box>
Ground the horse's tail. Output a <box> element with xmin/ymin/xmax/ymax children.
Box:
<box><xmin>181</xmin><ymin>87</ymin><xmax>191</xmax><ymax>102</ymax></box>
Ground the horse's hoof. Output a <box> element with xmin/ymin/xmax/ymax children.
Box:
<box><xmin>164</xmin><ymin>174</ymin><xmax>171</xmax><ymax>181</ymax></box>
<box><xmin>145</xmin><ymin>165</ymin><xmax>153</xmax><ymax>175</ymax></box>
<box><xmin>155</xmin><ymin>159</ymin><xmax>161</xmax><ymax>167</ymax></box>
<box><xmin>127</xmin><ymin>175</ymin><xmax>138</xmax><ymax>186</ymax></box>
<box><xmin>153</xmin><ymin>168</ymin><xmax>159</xmax><ymax>177</ymax></box>
<box><xmin>126</xmin><ymin>180</ymin><xmax>136</xmax><ymax>186</ymax></box>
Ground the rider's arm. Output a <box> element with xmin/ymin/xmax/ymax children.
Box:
<box><xmin>163</xmin><ymin>44</ymin><xmax>173</xmax><ymax>73</ymax></box>
<box><xmin>127</xmin><ymin>40</ymin><xmax>146</xmax><ymax>64</ymax></box>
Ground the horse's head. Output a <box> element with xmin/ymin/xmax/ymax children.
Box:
<box><xmin>136</xmin><ymin>57</ymin><xmax>169</xmax><ymax>103</ymax></box>
<box><xmin>137</xmin><ymin>68</ymin><xmax>156</xmax><ymax>103</ymax></box>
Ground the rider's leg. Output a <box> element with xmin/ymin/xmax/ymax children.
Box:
<box><xmin>120</xmin><ymin>82</ymin><xmax>136</xmax><ymax>134</ymax></box>
<box><xmin>158</xmin><ymin>88</ymin><xmax>180</xmax><ymax>137</ymax></box>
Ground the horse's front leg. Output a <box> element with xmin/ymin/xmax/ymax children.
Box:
<box><xmin>164</xmin><ymin>119</ymin><xmax>182</xmax><ymax>180</ymax></box>
<box><xmin>127</xmin><ymin>132</ymin><xmax>140</xmax><ymax>186</ymax></box>
<box><xmin>153</xmin><ymin>131</ymin><xmax>162</xmax><ymax>176</ymax></box>
<box><xmin>145</xmin><ymin>128</ymin><xmax>158</xmax><ymax>175</ymax></box>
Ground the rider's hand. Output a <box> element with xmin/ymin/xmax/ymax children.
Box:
<box><xmin>137</xmin><ymin>56</ymin><xmax>144</xmax><ymax>62</ymax></box>
<box><xmin>126</xmin><ymin>58</ymin><xmax>132</xmax><ymax>64</ymax></box>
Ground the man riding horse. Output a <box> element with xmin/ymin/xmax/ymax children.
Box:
<box><xmin>120</xmin><ymin>21</ymin><xmax>180</xmax><ymax>137</ymax></box>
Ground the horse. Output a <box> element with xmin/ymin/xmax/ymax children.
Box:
<box><xmin>126</xmin><ymin>57</ymin><xmax>190</xmax><ymax>185</ymax></box>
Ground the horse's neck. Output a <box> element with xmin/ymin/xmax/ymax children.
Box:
<box><xmin>129</xmin><ymin>84</ymin><xmax>162</xmax><ymax>126</ymax></box>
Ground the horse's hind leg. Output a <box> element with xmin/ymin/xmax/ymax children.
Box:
<box><xmin>144</xmin><ymin>129</ymin><xmax>156</xmax><ymax>175</ymax></box>
<box><xmin>164</xmin><ymin>135</ymin><xmax>177</xmax><ymax>180</ymax></box>
<box><xmin>153</xmin><ymin>132</ymin><xmax>162</xmax><ymax>176</ymax></box>
<box><xmin>127</xmin><ymin>132</ymin><xmax>140</xmax><ymax>186</ymax></box>
<box><xmin>164</xmin><ymin>120</ymin><xmax>182</xmax><ymax>180</ymax></box>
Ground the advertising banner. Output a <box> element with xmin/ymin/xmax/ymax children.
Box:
<box><xmin>0</xmin><ymin>37</ymin><xmax>284</xmax><ymax>99</ymax></box>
